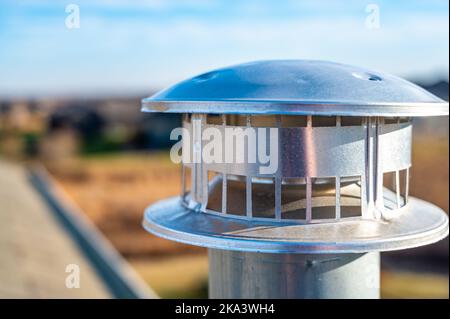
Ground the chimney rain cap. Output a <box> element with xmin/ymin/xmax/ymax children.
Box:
<box><xmin>142</xmin><ymin>60</ymin><xmax>448</xmax><ymax>117</ymax></box>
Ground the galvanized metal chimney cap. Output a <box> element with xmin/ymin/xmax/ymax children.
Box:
<box><xmin>142</xmin><ymin>60</ymin><xmax>448</xmax><ymax>117</ymax></box>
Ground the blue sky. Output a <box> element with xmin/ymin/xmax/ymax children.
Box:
<box><xmin>0</xmin><ymin>0</ymin><xmax>448</xmax><ymax>97</ymax></box>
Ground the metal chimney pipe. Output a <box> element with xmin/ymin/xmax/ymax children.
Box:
<box><xmin>141</xmin><ymin>60</ymin><xmax>449</xmax><ymax>299</ymax></box>
<box><xmin>208</xmin><ymin>250</ymin><xmax>380</xmax><ymax>299</ymax></box>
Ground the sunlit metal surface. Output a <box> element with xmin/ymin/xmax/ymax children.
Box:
<box><xmin>143</xmin><ymin>196</ymin><xmax>448</xmax><ymax>253</ymax></box>
<box><xmin>208</xmin><ymin>250</ymin><xmax>380</xmax><ymax>298</ymax></box>
<box><xmin>142</xmin><ymin>60</ymin><xmax>448</xmax><ymax>116</ymax></box>
<box><xmin>141</xmin><ymin>60</ymin><xmax>449</xmax><ymax>299</ymax></box>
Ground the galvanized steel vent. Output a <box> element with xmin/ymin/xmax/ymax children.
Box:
<box><xmin>180</xmin><ymin>114</ymin><xmax>412</xmax><ymax>223</ymax></box>
<box><xmin>141</xmin><ymin>60</ymin><xmax>449</xmax><ymax>298</ymax></box>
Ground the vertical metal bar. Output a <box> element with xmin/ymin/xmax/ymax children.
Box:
<box><xmin>275</xmin><ymin>177</ymin><xmax>282</xmax><ymax>220</ymax></box>
<box><xmin>373</xmin><ymin>117</ymin><xmax>383</xmax><ymax>219</ymax></box>
<box><xmin>362</xmin><ymin>117</ymin><xmax>372</xmax><ymax>218</ymax></box>
<box><xmin>335</xmin><ymin>176</ymin><xmax>341</xmax><ymax>220</ymax></box>
<box><xmin>191</xmin><ymin>115</ymin><xmax>200</xmax><ymax>201</ymax></box>
<box><xmin>373</xmin><ymin>118</ymin><xmax>379</xmax><ymax>204</ymax></box>
<box><xmin>200</xmin><ymin>115</ymin><xmax>208</xmax><ymax>210</ymax></box>
<box><xmin>306</xmin><ymin>177</ymin><xmax>312</xmax><ymax>223</ymax></box>
<box><xmin>305</xmin><ymin>116</ymin><xmax>313</xmax><ymax>222</ymax></box>
<box><xmin>395</xmin><ymin>170</ymin><xmax>401</xmax><ymax>209</ymax></box>
<box><xmin>275</xmin><ymin>115</ymin><xmax>282</xmax><ymax>220</ymax></box>
<box><xmin>366</xmin><ymin>116</ymin><xmax>372</xmax><ymax>206</ymax></box>
<box><xmin>181</xmin><ymin>114</ymin><xmax>191</xmax><ymax>204</ymax></box>
<box><xmin>246</xmin><ymin>176</ymin><xmax>252</xmax><ymax>218</ymax></box>
<box><xmin>192</xmin><ymin>114</ymin><xmax>207</xmax><ymax>209</ymax></box>
<box><xmin>363</xmin><ymin>117</ymin><xmax>382</xmax><ymax>219</ymax></box>
<box><xmin>376</xmin><ymin>117</ymin><xmax>385</xmax><ymax>212</ymax></box>
<box><xmin>245</xmin><ymin>115</ymin><xmax>252</xmax><ymax>218</ymax></box>
<box><xmin>222</xmin><ymin>173</ymin><xmax>227</xmax><ymax>214</ymax></box>
<box><xmin>360</xmin><ymin>173</ymin><xmax>367</xmax><ymax>218</ymax></box>
<box><xmin>221</xmin><ymin>114</ymin><xmax>227</xmax><ymax>214</ymax></box>
<box><xmin>201</xmin><ymin>170</ymin><xmax>209</xmax><ymax>211</ymax></box>
<box><xmin>181</xmin><ymin>164</ymin><xmax>186</xmax><ymax>202</ymax></box>
<box><xmin>404</xmin><ymin>168</ymin><xmax>410</xmax><ymax>205</ymax></box>
<box><xmin>336</xmin><ymin>116</ymin><xmax>341</xmax><ymax>127</ymax></box>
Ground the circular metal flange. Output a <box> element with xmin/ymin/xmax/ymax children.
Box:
<box><xmin>143</xmin><ymin>196</ymin><xmax>449</xmax><ymax>254</ymax></box>
<box><xmin>142</xmin><ymin>60</ymin><xmax>449</xmax><ymax>117</ymax></box>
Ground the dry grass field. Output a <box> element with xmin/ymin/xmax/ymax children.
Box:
<box><xmin>46</xmin><ymin>152</ymin><xmax>204</xmax><ymax>258</ymax></box>
<box><xmin>381</xmin><ymin>271</ymin><xmax>449</xmax><ymax>299</ymax></box>
<box><xmin>411</xmin><ymin>136</ymin><xmax>449</xmax><ymax>213</ymax></box>
<box><xmin>129</xmin><ymin>255</ymin><xmax>209</xmax><ymax>298</ymax></box>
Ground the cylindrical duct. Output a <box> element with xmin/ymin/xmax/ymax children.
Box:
<box><xmin>208</xmin><ymin>249</ymin><xmax>380</xmax><ymax>299</ymax></box>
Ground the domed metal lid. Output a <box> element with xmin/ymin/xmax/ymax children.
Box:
<box><xmin>142</xmin><ymin>60</ymin><xmax>448</xmax><ymax>117</ymax></box>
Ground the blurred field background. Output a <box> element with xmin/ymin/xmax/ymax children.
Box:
<box><xmin>0</xmin><ymin>79</ymin><xmax>448</xmax><ymax>298</ymax></box>
<box><xmin>0</xmin><ymin>0</ymin><xmax>448</xmax><ymax>299</ymax></box>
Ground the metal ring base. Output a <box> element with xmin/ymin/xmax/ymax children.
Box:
<box><xmin>143</xmin><ymin>196</ymin><xmax>449</xmax><ymax>254</ymax></box>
